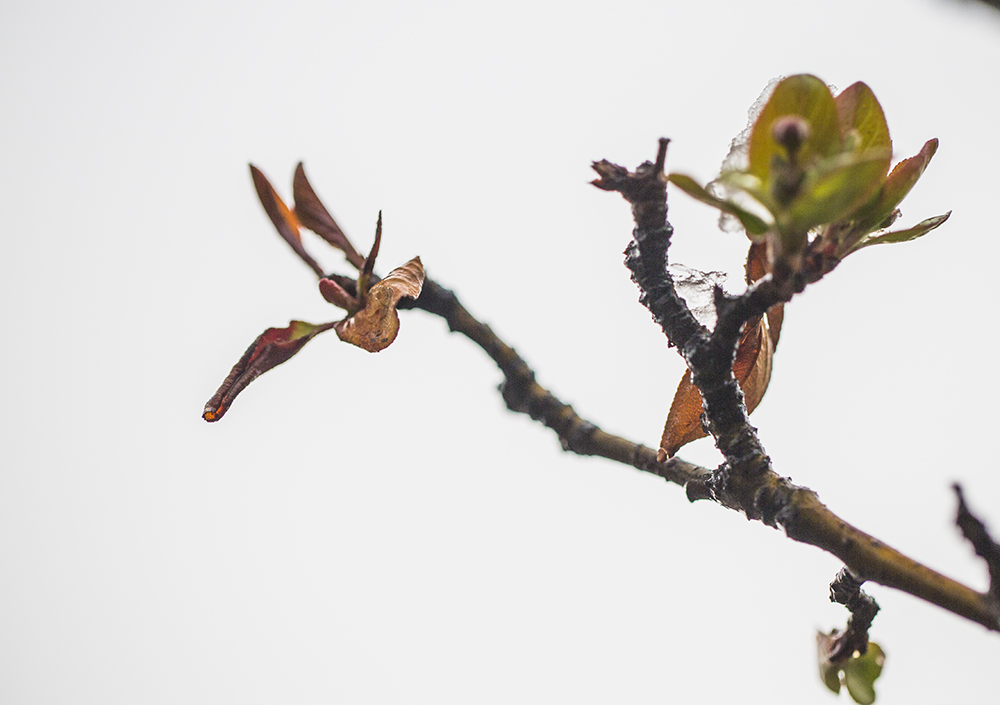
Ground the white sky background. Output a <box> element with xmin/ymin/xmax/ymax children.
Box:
<box><xmin>2</xmin><ymin>0</ymin><xmax>1000</xmax><ymax>702</ymax></box>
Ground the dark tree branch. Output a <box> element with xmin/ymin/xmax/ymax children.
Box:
<box><xmin>954</xmin><ymin>483</ymin><xmax>1000</xmax><ymax>606</ymax></box>
<box><xmin>410</xmin><ymin>278</ymin><xmax>712</xmax><ymax>491</ymax></box>
<box><xmin>827</xmin><ymin>568</ymin><xmax>881</xmax><ymax>661</ymax></box>
<box><xmin>310</xmin><ymin>141</ymin><xmax>999</xmax><ymax>634</ymax></box>
<box><xmin>586</xmin><ymin>140</ymin><xmax>1000</xmax><ymax>632</ymax></box>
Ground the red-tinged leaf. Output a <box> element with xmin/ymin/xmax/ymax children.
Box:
<box><xmin>292</xmin><ymin>163</ymin><xmax>366</xmax><ymax>270</ymax></box>
<box><xmin>851</xmin><ymin>212</ymin><xmax>951</xmax><ymax>253</ymax></box>
<box><xmin>356</xmin><ymin>212</ymin><xmax>382</xmax><ymax>302</ymax></box>
<box><xmin>851</xmin><ymin>138</ymin><xmax>939</xmax><ymax>234</ymax></box>
<box><xmin>745</xmin><ymin>242</ymin><xmax>784</xmax><ymax>348</ymax></box>
<box><xmin>250</xmin><ymin>165</ymin><xmax>325</xmax><ymax>278</ymax></box>
<box><xmin>203</xmin><ymin>320</ymin><xmax>336</xmax><ymax>422</ymax></box>
<box><xmin>658</xmin><ymin>313</ymin><xmax>775</xmax><ymax>460</ymax></box>
<box><xmin>657</xmin><ymin>369</ymin><xmax>707</xmax><ymax>461</ymax></box>
<box><xmin>335</xmin><ymin>257</ymin><xmax>424</xmax><ymax>352</ymax></box>
<box><xmin>319</xmin><ymin>277</ymin><xmax>358</xmax><ymax>311</ymax></box>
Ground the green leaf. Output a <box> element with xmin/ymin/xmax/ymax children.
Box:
<box><xmin>748</xmin><ymin>75</ymin><xmax>841</xmax><ymax>182</ymax></box>
<box><xmin>667</xmin><ymin>173</ymin><xmax>771</xmax><ymax>236</ymax></box>
<box><xmin>850</xmin><ymin>212</ymin><xmax>951</xmax><ymax>253</ymax></box>
<box><xmin>816</xmin><ymin>631</ymin><xmax>843</xmax><ymax>695</ymax></box>
<box><xmin>835</xmin><ymin>82</ymin><xmax>891</xmax><ymax>153</ymax></box>
<box><xmin>785</xmin><ymin>149</ymin><xmax>890</xmax><ymax>232</ymax></box>
<box><xmin>843</xmin><ymin>643</ymin><xmax>885</xmax><ymax>705</ymax></box>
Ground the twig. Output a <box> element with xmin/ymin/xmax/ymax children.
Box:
<box><xmin>827</xmin><ymin>568</ymin><xmax>881</xmax><ymax>661</ymax></box>
<box><xmin>954</xmin><ymin>484</ymin><xmax>1000</xmax><ymax>606</ymax></box>
<box><xmin>410</xmin><ymin>278</ymin><xmax>711</xmax><ymax>491</ymax></box>
<box><xmin>304</xmin><ymin>144</ymin><xmax>998</xmax><ymax>633</ymax></box>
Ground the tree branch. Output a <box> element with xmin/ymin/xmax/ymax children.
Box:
<box><xmin>587</xmin><ymin>140</ymin><xmax>1000</xmax><ymax>632</ymax></box>
<box><xmin>410</xmin><ymin>278</ymin><xmax>711</xmax><ymax>491</ymax></box>
<box><xmin>827</xmin><ymin>568</ymin><xmax>881</xmax><ymax>661</ymax></box>
<box><xmin>954</xmin><ymin>483</ymin><xmax>1000</xmax><ymax>606</ymax></box>
<box><xmin>316</xmin><ymin>141</ymin><xmax>999</xmax><ymax>634</ymax></box>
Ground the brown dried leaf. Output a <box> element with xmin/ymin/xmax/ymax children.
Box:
<box><xmin>249</xmin><ymin>165</ymin><xmax>325</xmax><ymax>278</ymax></box>
<box><xmin>657</xmin><ymin>369</ymin><xmax>706</xmax><ymax>461</ymax></box>
<box><xmin>658</xmin><ymin>247</ymin><xmax>779</xmax><ymax>463</ymax></box>
<box><xmin>745</xmin><ymin>241</ymin><xmax>784</xmax><ymax>349</ymax></box>
<box><xmin>335</xmin><ymin>257</ymin><xmax>424</xmax><ymax>352</ymax></box>
<box><xmin>658</xmin><ymin>315</ymin><xmax>775</xmax><ymax>459</ymax></box>
<box><xmin>292</xmin><ymin>163</ymin><xmax>366</xmax><ymax>270</ymax></box>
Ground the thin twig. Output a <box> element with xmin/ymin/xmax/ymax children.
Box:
<box><xmin>827</xmin><ymin>568</ymin><xmax>881</xmax><ymax>661</ymax></box>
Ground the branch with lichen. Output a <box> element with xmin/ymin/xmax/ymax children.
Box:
<box><xmin>203</xmin><ymin>74</ymin><xmax>997</xmax><ymax>704</ymax></box>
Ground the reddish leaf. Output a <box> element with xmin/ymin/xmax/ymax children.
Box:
<box><xmin>292</xmin><ymin>163</ymin><xmax>366</xmax><ymax>270</ymax></box>
<box><xmin>658</xmin><ymin>314</ymin><xmax>774</xmax><ymax>460</ymax></box>
<box><xmin>318</xmin><ymin>277</ymin><xmax>358</xmax><ymax>311</ymax></box>
<box><xmin>849</xmin><ymin>138</ymin><xmax>939</xmax><ymax>237</ymax></box>
<box><xmin>250</xmin><ymin>165</ymin><xmax>325</xmax><ymax>278</ymax></box>
<box><xmin>335</xmin><ymin>257</ymin><xmax>424</xmax><ymax>352</ymax></box>
<box><xmin>203</xmin><ymin>320</ymin><xmax>336</xmax><ymax>422</ymax></box>
<box><xmin>658</xmin><ymin>244</ymin><xmax>781</xmax><ymax>460</ymax></box>
<box><xmin>745</xmin><ymin>241</ymin><xmax>784</xmax><ymax>348</ymax></box>
<box><xmin>356</xmin><ymin>212</ymin><xmax>383</xmax><ymax>303</ymax></box>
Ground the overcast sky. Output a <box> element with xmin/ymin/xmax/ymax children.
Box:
<box><xmin>3</xmin><ymin>0</ymin><xmax>1000</xmax><ymax>703</ymax></box>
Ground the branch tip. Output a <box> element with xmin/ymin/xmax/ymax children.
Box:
<box><xmin>953</xmin><ymin>483</ymin><xmax>1000</xmax><ymax>604</ymax></box>
<box><xmin>654</xmin><ymin>137</ymin><xmax>670</xmax><ymax>174</ymax></box>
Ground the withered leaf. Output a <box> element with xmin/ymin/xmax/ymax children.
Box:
<box><xmin>658</xmin><ymin>243</ymin><xmax>782</xmax><ymax>460</ymax></box>
<box><xmin>746</xmin><ymin>241</ymin><xmax>784</xmax><ymax>348</ymax></box>
<box><xmin>292</xmin><ymin>163</ymin><xmax>366</xmax><ymax>270</ymax></box>
<box><xmin>203</xmin><ymin>320</ymin><xmax>336</xmax><ymax>422</ymax></box>
<box><xmin>658</xmin><ymin>314</ymin><xmax>774</xmax><ymax>459</ymax></box>
<box><xmin>250</xmin><ymin>165</ymin><xmax>325</xmax><ymax>278</ymax></box>
<box><xmin>335</xmin><ymin>257</ymin><xmax>424</xmax><ymax>352</ymax></box>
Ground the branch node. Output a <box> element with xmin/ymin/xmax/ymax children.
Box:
<box><xmin>826</xmin><ymin>567</ymin><xmax>880</xmax><ymax>662</ymax></box>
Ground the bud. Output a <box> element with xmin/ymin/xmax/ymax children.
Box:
<box><xmin>772</xmin><ymin>115</ymin><xmax>811</xmax><ymax>159</ymax></box>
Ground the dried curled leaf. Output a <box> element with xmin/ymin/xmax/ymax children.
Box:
<box><xmin>658</xmin><ymin>244</ymin><xmax>782</xmax><ymax>460</ymax></box>
<box><xmin>203</xmin><ymin>320</ymin><xmax>336</xmax><ymax>422</ymax></box>
<box><xmin>292</xmin><ymin>163</ymin><xmax>366</xmax><ymax>269</ymax></box>
<box><xmin>250</xmin><ymin>165</ymin><xmax>325</xmax><ymax>278</ymax></box>
<box><xmin>334</xmin><ymin>257</ymin><xmax>425</xmax><ymax>352</ymax></box>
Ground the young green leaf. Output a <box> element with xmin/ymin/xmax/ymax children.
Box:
<box><xmin>849</xmin><ymin>212</ymin><xmax>951</xmax><ymax>253</ymax></box>
<box><xmin>786</xmin><ymin>149</ymin><xmax>890</xmax><ymax>232</ymax></box>
<box><xmin>835</xmin><ymin>82</ymin><xmax>891</xmax><ymax>153</ymax></box>
<box><xmin>667</xmin><ymin>173</ymin><xmax>771</xmax><ymax>236</ymax></box>
<box><xmin>203</xmin><ymin>320</ymin><xmax>337</xmax><ymax>422</ymax></box>
<box><xmin>843</xmin><ymin>643</ymin><xmax>886</xmax><ymax>705</ymax></box>
<box><xmin>748</xmin><ymin>75</ymin><xmax>841</xmax><ymax>181</ymax></box>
